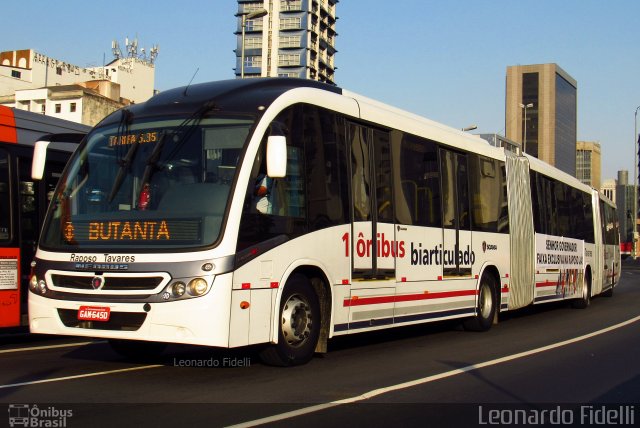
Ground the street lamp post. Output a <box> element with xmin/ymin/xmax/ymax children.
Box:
<box><xmin>240</xmin><ymin>8</ymin><xmax>268</xmax><ymax>79</ymax></box>
<box><xmin>519</xmin><ymin>103</ymin><xmax>534</xmax><ymax>154</ymax></box>
<box><xmin>634</xmin><ymin>106</ymin><xmax>640</xmax><ymax>259</ymax></box>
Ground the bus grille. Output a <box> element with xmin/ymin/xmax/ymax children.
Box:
<box><xmin>51</xmin><ymin>274</ymin><xmax>164</xmax><ymax>291</ymax></box>
<box><xmin>57</xmin><ymin>309</ymin><xmax>146</xmax><ymax>331</ymax></box>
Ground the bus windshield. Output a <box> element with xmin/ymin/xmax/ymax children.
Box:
<box><xmin>40</xmin><ymin>114</ymin><xmax>254</xmax><ymax>251</ymax></box>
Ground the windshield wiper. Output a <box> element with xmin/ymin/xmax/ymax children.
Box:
<box><xmin>108</xmin><ymin>138</ymin><xmax>139</xmax><ymax>203</ymax></box>
<box><xmin>140</xmin><ymin>131</ymin><xmax>167</xmax><ymax>186</ymax></box>
<box><xmin>163</xmin><ymin>101</ymin><xmax>217</xmax><ymax>164</ymax></box>
<box><xmin>107</xmin><ymin>109</ymin><xmax>135</xmax><ymax>204</ymax></box>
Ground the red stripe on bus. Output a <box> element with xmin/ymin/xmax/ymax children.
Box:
<box><xmin>0</xmin><ymin>106</ymin><xmax>17</xmax><ymax>143</ymax></box>
<box><xmin>343</xmin><ymin>289</ymin><xmax>477</xmax><ymax>307</ymax></box>
<box><xmin>536</xmin><ymin>281</ymin><xmax>560</xmax><ymax>288</ymax></box>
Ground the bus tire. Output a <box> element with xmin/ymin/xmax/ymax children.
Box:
<box><xmin>463</xmin><ymin>274</ymin><xmax>497</xmax><ymax>332</ymax></box>
<box><xmin>108</xmin><ymin>339</ymin><xmax>167</xmax><ymax>361</ymax></box>
<box><xmin>572</xmin><ymin>271</ymin><xmax>591</xmax><ymax>309</ymax></box>
<box><xmin>259</xmin><ymin>274</ymin><xmax>321</xmax><ymax>366</ymax></box>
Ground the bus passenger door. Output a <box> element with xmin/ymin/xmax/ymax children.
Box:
<box><xmin>347</xmin><ymin>123</ymin><xmax>396</xmax><ymax>329</ymax></box>
<box><xmin>16</xmin><ymin>153</ymin><xmax>66</xmax><ymax>324</ymax></box>
<box><xmin>440</xmin><ymin>149</ymin><xmax>472</xmax><ymax>277</ymax></box>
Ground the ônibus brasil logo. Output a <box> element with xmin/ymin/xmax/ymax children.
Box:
<box><xmin>8</xmin><ymin>404</ymin><xmax>73</xmax><ymax>427</ymax></box>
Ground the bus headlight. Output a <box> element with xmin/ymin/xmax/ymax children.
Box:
<box><xmin>187</xmin><ymin>278</ymin><xmax>208</xmax><ymax>296</ymax></box>
<box><xmin>29</xmin><ymin>275</ymin><xmax>39</xmax><ymax>292</ymax></box>
<box><xmin>171</xmin><ymin>282</ymin><xmax>186</xmax><ymax>297</ymax></box>
<box><xmin>38</xmin><ymin>280</ymin><xmax>48</xmax><ymax>294</ymax></box>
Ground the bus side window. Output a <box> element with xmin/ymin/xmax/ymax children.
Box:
<box><xmin>237</xmin><ymin>105</ymin><xmax>306</xmax><ymax>251</ymax></box>
<box><xmin>396</xmin><ymin>134</ymin><xmax>441</xmax><ymax>227</ymax></box>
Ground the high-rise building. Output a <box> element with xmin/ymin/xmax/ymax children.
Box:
<box><xmin>235</xmin><ymin>0</ymin><xmax>337</xmax><ymax>84</ymax></box>
<box><xmin>601</xmin><ymin>178</ymin><xmax>616</xmax><ymax>202</ymax></box>
<box><xmin>576</xmin><ymin>141</ymin><xmax>601</xmax><ymax>189</ymax></box>
<box><xmin>615</xmin><ymin>170</ymin><xmax>635</xmax><ymax>250</ymax></box>
<box><xmin>506</xmin><ymin>64</ymin><xmax>577</xmax><ymax>176</ymax></box>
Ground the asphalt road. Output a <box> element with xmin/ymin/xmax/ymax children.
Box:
<box><xmin>1</xmin><ymin>261</ymin><xmax>639</xmax><ymax>427</ymax></box>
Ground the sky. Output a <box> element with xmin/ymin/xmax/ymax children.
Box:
<box><xmin>3</xmin><ymin>0</ymin><xmax>640</xmax><ymax>182</ymax></box>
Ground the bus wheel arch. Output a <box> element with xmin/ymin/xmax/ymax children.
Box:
<box><xmin>463</xmin><ymin>267</ymin><xmax>499</xmax><ymax>332</ymax></box>
<box><xmin>260</xmin><ymin>268</ymin><xmax>329</xmax><ymax>366</ymax></box>
<box><xmin>572</xmin><ymin>266</ymin><xmax>592</xmax><ymax>309</ymax></box>
<box><xmin>293</xmin><ymin>265</ymin><xmax>332</xmax><ymax>353</ymax></box>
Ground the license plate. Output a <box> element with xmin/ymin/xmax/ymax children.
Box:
<box><xmin>78</xmin><ymin>306</ymin><xmax>111</xmax><ymax>322</ymax></box>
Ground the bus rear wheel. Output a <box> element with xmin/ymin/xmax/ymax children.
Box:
<box><xmin>572</xmin><ymin>271</ymin><xmax>591</xmax><ymax>309</ymax></box>
<box><xmin>259</xmin><ymin>274</ymin><xmax>320</xmax><ymax>366</ymax></box>
<box><xmin>463</xmin><ymin>274</ymin><xmax>497</xmax><ymax>332</ymax></box>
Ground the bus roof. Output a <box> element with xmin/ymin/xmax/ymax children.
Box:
<box><xmin>100</xmin><ymin>78</ymin><xmax>502</xmax><ymax>161</ymax></box>
<box><xmin>0</xmin><ymin>105</ymin><xmax>90</xmax><ymax>145</ymax></box>
<box><xmin>101</xmin><ymin>78</ymin><xmax>342</xmax><ymax>127</ymax></box>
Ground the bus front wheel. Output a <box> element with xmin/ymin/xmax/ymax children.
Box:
<box><xmin>463</xmin><ymin>274</ymin><xmax>497</xmax><ymax>332</ymax></box>
<box><xmin>259</xmin><ymin>274</ymin><xmax>321</xmax><ymax>366</ymax></box>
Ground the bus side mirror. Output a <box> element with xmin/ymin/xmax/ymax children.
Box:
<box><xmin>32</xmin><ymin>140</ymin><xmax>51</xmax><ymax>181</ymax></box>
<box><xmin>266</xmin><ymin>135</ymin><xmax>287</xmax><ymax>178</ymax></box>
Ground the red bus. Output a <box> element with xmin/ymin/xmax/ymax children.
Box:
<box><xmin>0</xmin><ymin>105</ymin><xmax>88</xmax><ymax>329</ymax></box>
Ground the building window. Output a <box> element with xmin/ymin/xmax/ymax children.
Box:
<box><xmin>40</xmin><ymin>104</ymin><xmax>46</xmax><ymax>114</ymax></box>
<box><xmin>245</xmin><ymin>18</ymin><xmax>264</xmax><ymax>32</ymax></box>
<box><xmin>244</xmin><ymin>56</ymin><xmax>262</xmax><ymax>68</ymax></box>
<box><xmin>70</xmin><ymin>103</ymin><xmax>77</xmax><ymax>113</ymax></box>
<box><xmin>55</xmin><ymin>104</ymin><xmax>61</xmax><ymax>113</ymax></box>
<box><xmin>280</xmin><ymin>36</ymin><xmax>301</xmax><ymax>48</ymax></box>
<box><xmin>281</xmin><ymin>0</ymin><xmax>302</xmax><ymax>11</ymax></box>
<box><xmin>239</xmin><ymin>2</ymin><xmax>263</xmax><ymax>14</ymax></box>
<box><xmin>522</xmin><ymin>72</ymin><xmax>539</xmax><ymax>157</ymax></box>
<box><xmin>278</xmin><ymin>54</ymin><xmax>301</xmax><ymax>66</ymax></box>
<box><xmin>280</xmin><ymin>17</ymin><xmax>301</xmax><ymax>30</ymax></box>
<box><xmin>11</xmin><ymin>70</ymin><xmax>21</xmax><ymax>79</ymax></box>
<box><xmin>56</xmin><ymin>67</ymin><xmax>62</xmax><ymax>75</ymax></box>
<box><xmin>245</xmin><ymin>37</ymin><xmax>262</xmax><ymax>49</ymax></box>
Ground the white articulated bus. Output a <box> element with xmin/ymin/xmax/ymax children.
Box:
<box><xmin>29</xmin><ymin>79</ymin><xmax>619</xmax><ymax>365</ymax></box>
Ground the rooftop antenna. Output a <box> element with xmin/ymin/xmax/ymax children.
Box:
<box><xmin>184</xmin><ymin>68</ymin><xmax>200</xmax><ymax>96</ymax></box>
<box><xmin>125</xmin><ymin>37</ymin><xmax>138</xmax><ymax>58</ymax></box>
<box><xmin>113</xmin><ymin>37</ymin><xmax>159</xmax><ymax>64</ymax></box>
<box><xmin>149</xmin><ymin>45</ymin><xmax>159</xmax><ymax>64</ymax></box>
<box><xmin>112</xmin><ymin>40</ymin><xmax>122</xmax><ymax>59</ymax></box>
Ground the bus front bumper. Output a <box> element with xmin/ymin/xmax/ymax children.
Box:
<box><xmin>28</xmin><ymin>273</ymin><xmax>234</xmax><ymax>347</ymax></box>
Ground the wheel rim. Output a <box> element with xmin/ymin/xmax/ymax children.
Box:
<box><xmin>281</xmin><ymin>294</ymin><xmax>313</xmax><ymax>347</ymax></box>
<box><xmin>479</xmin><ymin>284</ymin><xmax>493</xmax><ymax>319</ymax></box>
